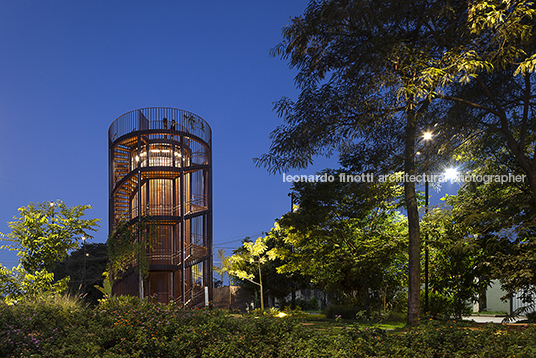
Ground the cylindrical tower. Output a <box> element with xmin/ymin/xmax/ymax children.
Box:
<box><xmin>108</xmin><ymin>108</ymin><xmax>212</xmax><ymax>307</ymax></box>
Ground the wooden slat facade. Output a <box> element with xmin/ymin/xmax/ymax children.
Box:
<box><xmin>109</xmin><ymin>108</ymin><xmax>212</xmax><ymax>307</ymax></box>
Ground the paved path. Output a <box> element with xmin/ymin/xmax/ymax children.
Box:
<box><xmin>465</xmin><ymin>315</ymin><xmax>524</xmax><ymax>324</ymax></box>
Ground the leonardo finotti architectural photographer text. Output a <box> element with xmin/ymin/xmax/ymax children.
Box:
<box><xmin>282</xmin><ymin>172</ymin><xmax>526</xmax><ymax>184</ymax></box>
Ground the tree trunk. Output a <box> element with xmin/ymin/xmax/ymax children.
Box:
<box><xmin>478</xmin><ymin>276</ymin><xmax>487</xmax><ymax>313</ymax></box>
<box><xmin>497</xmin><ymin>121</ymin><xmax>536</xmax><ymax>208</ymax></box>
<box><xmin>258</xmin><ymin>262</ymin><xmax>264</xmax><ymax>310</ymax></box>
<box><xmin>406</xmin><ymin>181</ymin><xmax>421</xmax><ymax>324</ymax></box>
<box><xmin>510</xmin><ymin>154</ymin><xmax>536</xmax><ymax>208</ymax></box>
<box><xmin>364</xmin><ymin>286</ymin><xmax>370</xmax><ymax>313</ymax></box>
<box><xmin>405</xmin><ymin>107</ymin><xmax>421</xmax><ymax>325</ymax></box>
<box><xmin>383</xmin><ymin>286</ymin><xmax>388</xmax><ymax>314</ymax></box>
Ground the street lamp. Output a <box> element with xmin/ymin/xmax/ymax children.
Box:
<box><xmin>288</xmin><ymin>192</ymin><xmax>296</xmax><ymax>310</ymax></box>
<box><xmin>444</xmin><ymin>167</ymin><xmax>459</xmax><ymax>182</ymax></box>
<box><xmin>422</xmin><ymin>128</ymin><xmax>458</xmax><ymax>316</ymax></box>
<box><xmin>49</xmin><ymin>201</ymin><xmax>55</xmax><ymax>219</ymax></box>
<box><xmin>288</xmin><ymin>192</ymin><xmax>294</xmax><ymax>212</ymax></box>
<box><xmin>82</xmin><ymin>237</ymin><xmax>87</xmax><ymax>296</ymax></box>
<box><xmin>423</xmin><ymin>131</ymin><xmax>432</xmax><ymax>315</ymax></box>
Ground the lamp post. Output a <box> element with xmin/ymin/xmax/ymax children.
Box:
<box><xmin>288</xmin><ymin>192</ymin><xmax>296</xmax><ymax>310</ymax></box>
<box><xmin>423</xmin><ymin>131</ymin><xmax>432</xmax><ymax>315</ymax></box>
<box><xmin>82</xmin><ymin>237</ymin><xmax>87</xmax><ymax>296</ymax></box>
<box><xmin>49</xmin><ymin>201</ymin><xmax>55</xmax><ymax>219</ymax></box>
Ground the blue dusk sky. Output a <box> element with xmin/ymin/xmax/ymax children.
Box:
<box><xmin>0</xmin><ymin>1</ymin><xmax>459</xmax><ymax>269</ymax></box>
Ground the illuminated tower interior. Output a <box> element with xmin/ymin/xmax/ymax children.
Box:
<box><xmin>108</xmin><ymin>108</ymin><xmax>212</xmax><ymax>307</ymax></box>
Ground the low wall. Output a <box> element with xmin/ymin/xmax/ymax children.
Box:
<box><xmin>213</xmin><ymin>286</ymin><xmax>252</xmax><ymax>312</ymax></box>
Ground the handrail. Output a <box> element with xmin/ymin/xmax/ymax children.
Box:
<box><xmin>109</xmin><ymin>107</ymin><xmax>211</xmax><ymax>145</ymax></box>
<box><xmin>129</xmin><ymin>195</ymin><xmax>208</xmax><ymax>218</ymax></box>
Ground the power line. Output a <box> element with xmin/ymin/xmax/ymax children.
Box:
<box><xmin>213</xmin><ymin>232</ymin><xmax>265</xmax><ymax>246</ymax></box>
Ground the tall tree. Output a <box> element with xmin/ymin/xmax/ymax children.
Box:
<box><xmin>255</xmin><ymin>0</ymin><xmax>457</xmax><ymax>324</ymax></box>
<box><xmin>256</xmin><ymin>0</ymin><xmax>535</xmax><ymax>324</ymax></box>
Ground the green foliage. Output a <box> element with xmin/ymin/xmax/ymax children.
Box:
<box><xmin>95</xmin><ymin>293</ymin><xmax>143</xmax><ymax>311</ymax></box>
<box><xmin>107</xmin><ymin>215</ymin><xmax>158</xmax><ymax>280</ymax></box>
<box><xmin>2</xmin><ymin>298</ymin><xmax>536</xmax><ymax>356</ymax></box>
<box><xmin>227</xmin><ymin>236</ymin><xmax>278</xmax><ymax>310</ymax></box>
<box><xmin>0</xmin><ymin>264</ymin><xmax>71</xmax><ymax>303</ymax></box>
<box><xmin>1</xmin><ymin>200</ymin><xmax>100</xmax><ymax>273</ymax></box>
<box><xmin>95</xmin><ymin>276</ymin><xmax>113</xmax><ymax>301</ymax></box>
<box><xmin>323</xmin><ymin>305</ymin><xmax>361</xmax><ymax>320</ymax></box>
<box><xmin>226</xmin><ymin>227</ymin><xmax>309</xmax><ymax>311</ymax></box>
<box><xmin>19</xmin><ymin>292</ymin><xmax>85</xmax><ymax>311</ymax></box>
<box><xmin>422</xmin><ymin>207</ymin><xmax>489</xmax><ymax>319</ymax></box>
<box><xmin>256</xmin><ymin>0</ymin><xmax>459</xmax><ymax>173</ymax></box>
<box><xmin>425</xmin><ymin>291</ymin><xmax>472</xmax><ymax>320</ymax></box>
<box><xmin>275</xmin><ymin>172</ymin><xmax>408</xmax><ymax>311</ymax></box>
<box><xmin>308</xmin><ymin>296</ymin><xmax>319</xmax><ymax>311</ymax></box>
<box><xmin>53</xmin><ymin>243</ymin><xmax>109</xmax><ymax>305</ymax></box>
<box><xmin>439</xmin><ymin>136</ymin><xmax>536</xmax><ymax>311</ymax></box>
<box><xmin>258</xmin><ymin>0</ymin><xmax>536</xmax><ymax>324</ymax></box>
<box><xmin>213</xmin><ymin>248</ymin><xmax>232</xmax><ymax>285</ymax></box>
<box><xmin>0</xmin><ymin>200</ymin><xmax>100</xmax><ymax>301</ymax></box>
<box><xmin>432</xmin><ymin>1</ymin><xmax>536</xmax><ymax>207</ymax></box>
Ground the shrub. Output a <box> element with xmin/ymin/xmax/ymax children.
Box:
<box><xmin>386</xmin><ymin>310</ymin><xmax>406</xmax><ymax>322</ymax></box>
<box><xmin>428</xmin><ymin>291</ymin><xmax>452</xmax><ymax>318</ymax></box>
<box><xmin>308</xmin><ymin>296</ymin><xmax>319</xmax><ymax>311</ymax></box>
<box><xmin>19</xmin><ymin>292</ymin><xmax>85</xmax><ymax>311</ymax></box>
<box><xmin>0</xmin><ymin>294</ymin><xmax>95</xmax><ymax>357</ymax></box>
<box><xmin>97</xmin><ymin>293</ymin><xmax>142</xmax><ymax>310</ymax></box>
<box><xmin>389</xmin><ymin>290</ymin><xmax>408</xmax><ymax>313</ymax></box>
<box><xmin>4</xmin><ymin>295</ymin><xmax>536</xmax><ymax>357</ymax></box>
<box><xmin>295</xmin><ymin>295</ymin><xmax>307</xmax><ymax>310</ymax></box>
<box><xmin>526</xmin><ymin>311</ymin><xmax>536</xmax><ymax>322</ymax></box>
<box><xmin>426</xmin><ymin>291</ymin><xmax>472</xmax><ymax>319</ymax></box>
<box><xmin>323</xmin><ymin>304</ymin><xmax>360</xmax><ymax>319</ymax></box>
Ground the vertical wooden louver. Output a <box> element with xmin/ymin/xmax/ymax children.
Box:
<box><xmin>109</xmin><ymin>108</ymin><xmax>212</xmax><ymax>307</ymax></box>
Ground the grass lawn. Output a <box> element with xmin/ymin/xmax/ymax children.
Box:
<box><xmin>302</xmin><ymin>312</ymin><xmax>406</xmax><ymax>331</ymax></box>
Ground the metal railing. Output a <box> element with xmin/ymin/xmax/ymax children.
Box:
<box><xmin>130</xmin><ymin>196</ymin><xmax>207</xmax><ymax>218</ymax></box>
<box><xmin>109</xmin><ymin>107</ymin><xmax>211</xmax><ymax>145</ymax></box>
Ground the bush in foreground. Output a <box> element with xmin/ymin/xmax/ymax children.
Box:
<box><xmin>2</xmin><ymin>296</ymin><xmax>536</xmax><ymax>357</ymax></box>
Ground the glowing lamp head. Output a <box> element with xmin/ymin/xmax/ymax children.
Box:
<box><xmin>423</xmin><ymin>132</ymin><xmax>433</xmax><ymax>141</ymax></box>
<box><xmin>444</xmin><ymin>167</ymin><xmax>459</xmax><ymax>182</ymax></box>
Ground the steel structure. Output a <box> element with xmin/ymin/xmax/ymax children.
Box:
<box><xmin>109</xmin><ymin>108</ymin><xmax>212</xmax><ymax>307</ymax></box>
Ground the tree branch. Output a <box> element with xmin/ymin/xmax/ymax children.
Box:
<box><xmin>436</xmin><ymin>94</ymin><xmax>502</xmax><ymax>117</ymax></box>
<box><xmin>520</xmin><ymin>73</ymin><xmax>531</xmax><ymax>163</ymax></box>
<box><xmin>476</xmin><ymin>77</ymin><xmax>507</xmax><ymax>118</ymax></box>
